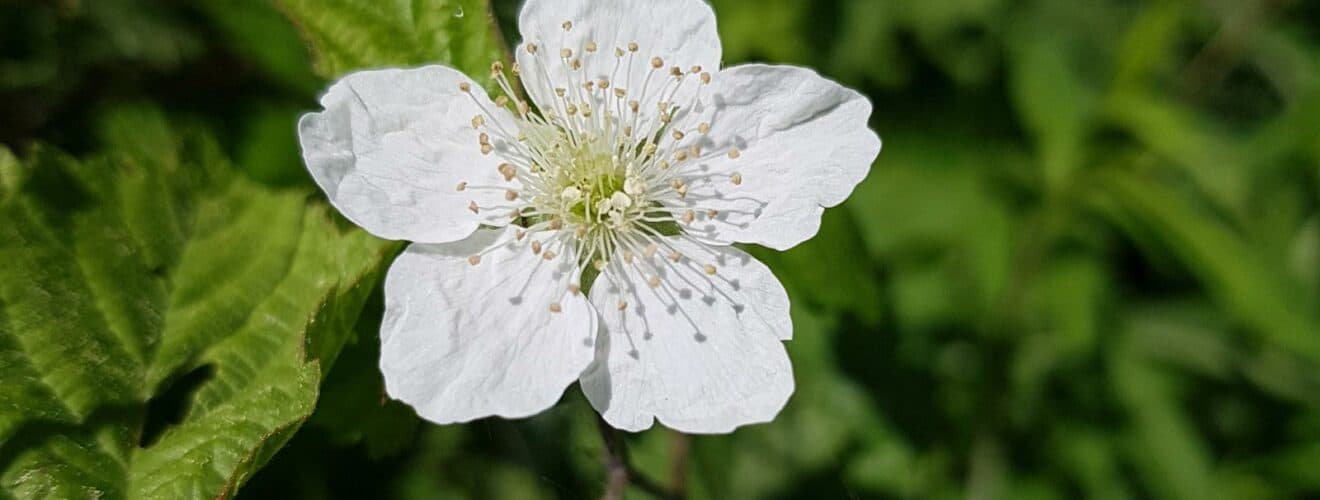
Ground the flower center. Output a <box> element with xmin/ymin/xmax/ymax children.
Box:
<box><xmin>455</xmin><ymin>20</ymin><xmax>748</xmax><ymax>310</ymax></box>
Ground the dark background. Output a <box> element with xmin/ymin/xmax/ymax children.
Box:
<box><xmin>3</xmin><ymin>0</ymin><xmax>1320</xmax><ymax>498</ymax></box>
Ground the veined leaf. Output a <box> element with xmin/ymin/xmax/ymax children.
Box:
<box><xmin>272</xmin><ymin>0</ymin><xmax>509</xmax><ymax>87</ymax></box>
<box><xmin>0</xmin><ymin>110</ymin><xmax>393</xmax><ymax>499</ymax></box>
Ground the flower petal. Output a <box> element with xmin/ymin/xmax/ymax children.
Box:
<box><xmin>580</xmin><ymin>238</ymin><xmax>793</xmax><ymax>433</ymax></box>
<box><xmin>299</xmin><ymin>65</ymin><xmax>522</xmax><ymax>243</ymax></box>
<box><xmin>381</xmin><ymin>226</ymin><xmax>597</xmax><ymax>424</ymax></box>
<box><xmin>679</xmin><ymin>64</ymin><xmax>881</xmax><ymax>250</ymax></box>
<box><xmin>515</xmin><ymin>0</ymin><xmax>721</xmax><ymax>124</ymax></box>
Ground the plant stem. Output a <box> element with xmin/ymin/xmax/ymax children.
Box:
<box><xmin>595</xmin><ymin>415</ymin><xmax>677</xmax><ymax>500</ymax></box>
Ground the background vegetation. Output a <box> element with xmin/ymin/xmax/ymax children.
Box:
<box><xmin>2</xmin><ymin>0</ymin><xmax>1319</xmax><ymax>498</ymax></box>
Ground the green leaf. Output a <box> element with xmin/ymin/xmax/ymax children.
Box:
<box><xmin>272</xmin><ymin>0</ymin><xmax>509</xmax><ymax>86</ymax></box>
<box><xmin>1100</xmin><ymin>170</ymin><xmax>1320</xmax><ymax>364</ymax></box>
<box><xmin>0</xmin><ymin>111</ymin><xmax>392</xmax><ymax>498</ymax></box>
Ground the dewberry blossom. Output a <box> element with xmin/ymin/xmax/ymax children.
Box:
<box><xmin>298</xmin><ymin>0</ymin><xmax>880</xmax><ymax>433</ymax></box>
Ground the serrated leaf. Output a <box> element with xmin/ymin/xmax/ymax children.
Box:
<box><xmin>272</xmin><ymin>0</ymin><xmax>509</xmax><ymax>87</ymax></box>
<box><xmin>0</xmin><ymin>111</ymin><xmax>392</xmax><ymax>499</ymax></box>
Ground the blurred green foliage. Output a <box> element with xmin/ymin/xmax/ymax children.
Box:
<box><xmin>1</xmin><ymin>0</ymin><xmax>1319</xmax><ymax>498</ymax></box>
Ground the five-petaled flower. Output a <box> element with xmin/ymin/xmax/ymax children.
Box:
<box><xmin>299</xmin><ymin>0</ymin><xmax>881</xmax><ymax>433</ymax></box>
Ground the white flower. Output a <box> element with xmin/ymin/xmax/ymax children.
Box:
<box><xmin>298</xmin><ymin>0</ymin><xmax>881</xmax><ymax>433</ymax></box>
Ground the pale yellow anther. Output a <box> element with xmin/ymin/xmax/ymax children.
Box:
<box><xmin>690</xmin><ymin>65</ymin><xmax>703</xmax><ymax>73</ymax></box>
<box><xmin>644</xmin><ymin>244</ymin><xmax>658</xmax><ymax>258</ymax></box>
<box><xmin>468</xmin><ymin>201</ymin><xmax>480</xmax><ymax>213</ymax></box>
<box><xmin>698</xmin><ymin>122</ymin><xmax>710</xmax><ymax>134</ymax></box>
<box><xmin>516</xmin><ymin>229</ymin><xmax>527</xmax><ymax>240</ymax></box>
<box><xmin>660</xmin><ymin>112</ymin><xmax>672</xmax><ymax>123</ymax></box>
<box><xmin>571</xmin><ymin>59</ymin><xmax>582</xmax><ymax>70</ymax></box>
<box><xmin>628</xmin><ymin>42</ymin><xmax>639</xmax><ymax>52</ymax></box>
<box><xmin>651</xmin><ymin>57</ymin><xmax>664</xmax><ymax>69</ymax></box>
<box><xmin>549</xmin><ymin>302</ymin><xmax>562</xmax><ymax>313</ymax></box>
<box><xmin>562</xmin><ymin>20</ymin><xmax>573</xmax><ymax>31</ymax></box>
<box><xmin>614</xmin><ymin>88</ymin><xmax>626</xmax><ymax>97</ymax></box>
<box><xmin>456</xmin><ymin>181</ymin><xmax>468</xmax><ymax>191</ymax></box>
<box><xmin>575</xmin><ymin>225</ymin><xmax>588</xmax><ymax>237</ymax></box>
<box><xmin>582</xmin><ymin>106</ymin><xmax>593</xmax><ymax>118</ymax></box>
<box><xmin>707</xmin><ymin>209</ymin><xmax>719</xmax><ymax>217</ymax></box>
<box><xmin>704</xmin><ymin>264</ymin><xmax>717</xmax><ymax>275</ymax></box>
<box><xmin>568</xmin><ymin>284</ymin><xmax>581</xmax><ymax>296</ymax></box>
<box><xmin>672</xmin><ymin>130</ymin><xmax>685</xmax><ymax>141</ymax></box>
<box><xmin>615</xmin><ymin>47</ymin><xmax>625</xmax><ymax>57</ymax></box>
<box><xmin>478</xmin><ymin>132</ymin><xmax>490</xmax><ymax>145</ymax></box>
<box><xmin>675</xmin><ymin>150</ymin><xmax>688</xmax><ymax>161</ymax></box>
<box><xmin>585</xmin><ymin>41</ymin><xmax>598</xmax><ymax>52</ymax></box>
<box><xmin>471</xmin><ymin>115</ymin><xmax>485</xmax><ymax>129</ymax></box>
<box><xmin>555</xmin><ymin>87</ymin><xmax>567</xmax><ymax>97</ymax></box>
<box><xmin>543</xmin><ymin>251</ymin><xmax>556</xmax><ymax>261</ymax></box>
<box><xmin>623</xmin><ymin>126</ymin><xmax>634</xmax><ymax>138</ymax></box>
<box><xmin>629</xmin><ymin>100</ymin><xmax>640</xmax><ymax>113</ymax></box>
<box><xmin>481</xmin><ymin>143</ymin><xmax>494</xmax><ymax>155</ymax></box>
<box><xmin>511</xmin><ymin>63</ymin><xmax>521</xmax><ymax>75</ymax></box>
<box><xmin>459</xmin><ymin>82</ymin><xmax>471</xmax><ymax>92</ymax></box>
<box><xmin>659</xmin><ymin>160</ymin><xmax>670</xmax><ymax>170</ymax></box>
<box><xmin>549</xmin><ymin>218</ymin><xmax>564</xmax><ymax>230</ymax></box>
<box><xmin>668</xmin><ymin>251</ymin><xmax>682</xmax><ymax>262</ymax></box>
<box><xmin>676</xmin><ymin>184</ymin><xmax>688</xmax><ymax>198</ymax></box>
<box><xmin>504</xmin><ymin>190</ymin><xmax>518</xmax><ymax>201</ymax></box>
<box><xmin>670</xmin><ymin>66</ymin><xmax>683</xmax><ymax>77</ymax></box>
<box><xmin>728</xmin><ymin>148</ymin><xmax>741</xmax><ymax>159</ymax></box>
<box><xmin>648</xmin><ymin>276</ymin><xmax>662</xmax><ymax>288</ymax></box>
<box><xmin>624</xmin><ymin>251</ymin><xmax>635</xmax><ymax>264</ymax></box>
<box><xmin>468</xmin><ymin>255</ymin><xmax>481</xmax><ymax>265</ymax></box>
<box><xmin>494</xmin><ymin>95</ymin><xmax>509</xmax><ymax>107</ymax></box>
<box><xmin>730</xmin><ymin>172</ymin><xmax>743</xmax><ymax>185</ymax></box>
<box><xmin>670</xmin><ymin>179</ymin><xmax>684</xmax><ymax>189</ymax></box>
<box><xmin>560</xmin><ymin>48</ymin><xmax>573</xmax><ymax>59</ymax></box>
<box><xmin>690</xmin><ymin>145</ymin><xmax>702</xmax><ymax>157</ymax></box>
<box><xmin>566</xmin><ymin>103</ymin><xmax>578</xmax><ymax>115</ymax></box>
<box><xmin>498</xmin><ymin>163</ymin><xmax>516</xmax><ymax>181</ymax></box>
<box><xmin>700</xmin><ymin>72</ymin><xmax>711</xmax><ymax>84</ymax></box>
<box><xmin>594</xmin><ymin>259</ymin><xmax>606</xmax><ymax>271</ymax></box>
<box><xmin>598</xmin><ymin>79</ymin><xmax>610</xmax><ymax>89</ymax></box>
<box><xmin>642</xmin><ymin>143</ymin><xmax>656</xmax><ymax>155</ymax></box>
<box><xmin>531</xmin><ymin>240</ymin><xmax>542</xmax><ymax>254</ymax></box>
<box><xmin>526</xmin><ymin>43</ymin><xmax>539</xmax><ymax>54</ymax></box>
<box><xmin>517</xmin><ymin>101</ymin><xmax>530</xmax><ymax>115</ymax></box>
<box><xmin>617</xmin><ymin>301</ymin><xmax>628</xmax><ymax>311</ymax></box>
<box><xmin>682</xmin><ymin>209</ymin><xmax>695</xmax><ymax>224</ymax></box>
<box><xmin>490</xmin><ymin>61</ymin><xmax>504</xmax><ymax>74</ymax></box>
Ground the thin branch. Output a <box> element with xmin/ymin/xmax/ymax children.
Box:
<box><xmin>595</xmin><ymin>415</ymin><xmax>677</xmax><ymax>500</ymax></box>
<box><xmin>668</xmin><ymin>431</ymin><xmax>690</xmax><ymax>500</ymax></box>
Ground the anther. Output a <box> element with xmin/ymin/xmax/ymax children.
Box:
<box><xmin>690</xmin><ymin>145</ymin><xmax>702</xmax><ymax>157</ymax></box>
<box><xmin>471</xmin><ymin>115</ymin><xmax>485</xmax><ymax>129</ymax></box>
<box><xmin>549</xmin><ymin>218</ymin><xmax>564</xmax><ymax>230</ymax></box>
<box><xmin>555</xmin><ymin>88</ymin><xmax>567</xmax><ymax>97</ymax></box>
<box><xmin>682</xmin><ymin>209</ymin><xmax>695</xmax><ymax>224</ymax></box>
<box><xmin>690</xmin><ymin>65</ymin><xmax>703</xmax><ymax>73</ymax></box>
<box><xmin>560</xmin><ymin>48</ymin><xmax>573</xmax><ymax>59</ymax></box>
<box><xmin>468</xmin><ymin>201</ymin><xmax>480</xmax><ymax>213</ymax></box>
<box><xmin>531</xmin><ymin>240</ymin><xmax>542</xmax><ymax>254</ymax></box>
<box><xmin>615</xmin><ymin>47</ymin><xmax>625</xmax><ymax>57</ymax></box>
<box><xmin>498</xmin><ymin>163</ymin><xmax>516</xmax><ymax>181</ymax></box>
<box><xmin>575</xmin><ymin>225</ymin><xmax>588</xmax><ymax>237</ymax></box>
<box><xmin>668</xmin><ymin>251</ymin><xmax>682</xmax><ymax>262</ymax></box>
<box><xmin>459</xmin><ymin>82</ymin><xmax>471</xmax><ymax>92</ymax></box>
<box><xmin>644</xmin><ymin>244</ymin><xmax>658</xmax><ymax>258</ymax></box>
<box><xmin>585</xmin><ymin>41</ymin><xmax>598</xmax><ymax>52</ymax></box>
<box><xmin>648</xmin><ymin>276</ymin><xmax>662</xmax><ymax>288</ymax></box>
<box><xmin>543</xmin><ymin>251</ymin><xmax>556</xmax><ymax>260</ymax></box>
<box><xmin>617</xmin><ymin>301</ymin><xmax>628</xmax><ymax>311</ymax></box>
<box><xmin>490</xmin><ymin>61</ymin><xmax>504</xmax><ymax>74</ymax></box>
<box><xmin>629</xmin><ymin>100</ymin><xmax>640</xmax><ymax>113</ymax></box>
<box><xmin>672</xmin><ymin>130</ymin><xmax>685</xmax><ymax>141</ymax></box>
<box><xmin>571</xmin><ymin>59</ymin><xmax>582</xmax><ymax>70</ymax></box>
<box><xmin>562</xmin><ymin>20</ymin><xmax>573</xmax><ymax>31</ymax></box>
<box><xmin>511</xmin><ymin>63</ymin><xmax>520</xmax><ymax>75</ymax></box>
<box><xmin>670</xmin><ymin>179</ymin><xmax>684</xmax><ymax>190</ymax></box>
<box><xmin>700</xmin><ymin>72</ymin><xmax>711</xmax><ymax>84</ymax></box>
<box><xmin>628</xmin><ymin>42</ymin><xmax>639</xmax><ymax>52</ymax></box>
<box><xmin>594</xmin><ymin>259</ymin><xmax>606</xmax><ymax>271</ymax></box>
<box><xmin>675</xmin><ymin>150</ymin><xmax>688</xmax><ymax>161</ymax></box>
<box><xmin>549</xmin><ymin>302</ymin><xmax>562</xmax><ymax>313</ymax></box>
<box><xmin>526</xmin><ymin>43</ymin><xmax>539</xmax><ymax>54</ymax></box>
<box><xmin>478</xmin><ymin>132</ymin><xmax>490</xmax><ymax>144</ymax></box>
<box><xmin>704</xmin><ymin>264</ymin><xmax>717</xmax><ymax>275</ymax></box>
<box><xmin>651</xmin><ymin>57</ymin><xmax>664</xmax><ymax>69</ymax></box>
<box><xmin>698</xmin><ymin>122</ymin><xmax>710</xmax><ymax>134</ymax></box>
<box><xmin>598</xmin><ymin>79</ymin><xmax>610</xmax><ymax>89</ymax></box>
<box><xmin>624</xmin><ymin>251</ymin><xmax>635</xmax><ymax>264</ymax></box>
<box><xmin>728</xmin><ymin>148</ymin><xmax>741</xmax><ymax>159</ymax></box>
<box><xmin>730</xmin><ymin>172</ymin><xmax>743</xmax><ymax>185</ymax></box>
<box><xmin>670</xmin><ymin>66</ymin><xmax>683</xmax><ymax>77</ymax></box>
<box><xmin>614</xmin><ymin>88</ymin><xmax>626</xmax><ymax>97</ymax></box>
<box><xmin>456</xmin><ymin>181</ymin><xmax>468</xmax><ymax>191</ymax></box>
<box><xmin>517</xmin><ymin>101</ymin><xmax>530</xmax><ymax>115</ymax></box>
<box><xmin>504</xmin><ymin>190</ymin><xmax>518</xmax><ymax>201</ymax></box>
<box><xmin>707</xmin><ymin>209</ymin><xmax>719</xmax><ymax>217</ymax></box>
<box><xmin>468</xmin><ymin>255</ymin><xmax>481</xmax><ymax>265</ymax></box>
<box><xmin>568</xmin><ymin>284</ymin><xmax>581</xmax><ymax>296</ymax></box>
<box><xmin>494</xmin><ymin>95</ymin><xmax>509</xmax><ymax>107</ymax></box>
<box><xmin>480</xmin><ymin>143</ymin><xmax>493</xmax><ymax>155</ymax></box>
<box><xmin>516</xmin><ymin>229</ymin><xmax>527</xmax><ymax>240</ymax></box>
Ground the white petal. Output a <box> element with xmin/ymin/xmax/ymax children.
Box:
<box><xmin>680</xmin><ymin>64</ymin><xmax>881</xmax><ymax>250</ymax></box>
<box><xmin>299</xmin><ymin>66</ymin><xmax>522</xmax><ymax>243</ymax></box>
<box><xmin>515</xmin><ymin>0</ymin><xmax>721</xmax><ymax>124</ymax></box>
<box><xmin>580</xmin><ymin>238</ymin><xmax>793</xmax><ymax>433</ymax></box>
<box><xmin>381</xmin><ymin>226</ymin><xmax>597</xmax><ymax>424</ymax></box>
